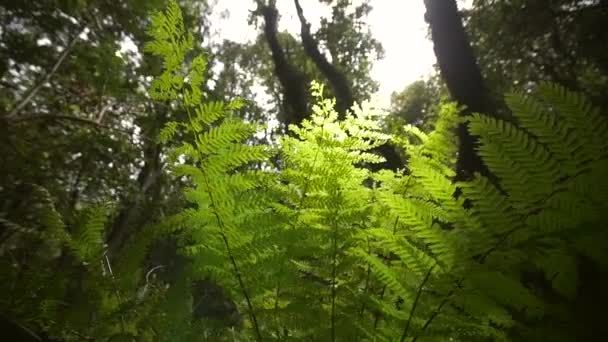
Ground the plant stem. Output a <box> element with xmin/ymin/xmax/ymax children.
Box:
<box><xmin>330</xmin><ymin>218</ymin><xmax>338</xmax><ymax>342</ymax></box>
<box><xmin>401</xmin><ymin>265</ymin><xmax>435</xmax><ymax>342</ymax></box>
<box><xmin>7</xmin><ymin>29</ymin><xmax>83</xmax><ymax>119</ymax></box>
<box><xmin>186</xmin><ymin>101</ymin><xmax>263</xmax><ymax>341</ymax></box>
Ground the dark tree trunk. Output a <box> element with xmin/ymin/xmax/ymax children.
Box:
<box><xmin>293</xmin><ymin>0</ymin><xmax>354</xmax><ymax>117</ymax></box>
<box><xmin>260</xmin><ymin>3</ymin><xmax>309</xmax><ymax>127</ymax></box>
<box><xmin>0</xmin><ymin>313</ymin><xmax>44</xmax><ymax>341</ymax></box>
<box><xmin>423</xmin><ymin>0</ymin><xmax>498</xmax><ymax>179</ymax></box>
<box><xmin>293</xmin><ymin>0</ymin><xmax>401</xmax><ymax>170</ymax></box>
<box><xmin>106</xmin><ymin>107</ymin><xmax>165</xmax><ymax>258</ymax></box>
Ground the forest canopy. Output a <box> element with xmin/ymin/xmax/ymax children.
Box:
<box><xmin>1</xmin><ymin>0</ymin><xmax>608</xmax><ymax>341</ymax></box>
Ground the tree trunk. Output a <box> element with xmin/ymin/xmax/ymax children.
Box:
<box><xmin>294</xmin><ymin>0</ymin><xmax>354</xmax><ymax>117</ymax></box>
<box><xmin>260</xmin><ymin>3</ymin><xmax>309</xmax><ymax>127</ymax></box>
<box><xmin>293</xmin><ymin>0</ymin><xmax>401</xmax><ymax>170</ymax></box>
<box><xmin>423</xmin><ymin>0</ymin><xmax>497</xmax><ymax>179</ymax></box>
<box><xmin>106</xmin><ymin>106</ymin><xmax>165</xmax><ymax>258</ymax></box>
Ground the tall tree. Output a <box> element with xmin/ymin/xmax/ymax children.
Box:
<box><xmin>464</xmin><ymin>0</ymin><xmax>608</xmax><ymax>110</ymax></box>
<box><xmin>257</xmin><ymin>0</ymin><xmax>309</xmax><ymax>127</ymax></box>
<box><xmin>294</xmin><ymin>0</ymin><xmax>354</xmax><ymax>116</ymax></box>
<box><xmin>246</xmin><ymin>0</ymin><xmax>401</xmax><ymax>168</ymax></box>
<box><xmin>423</xmin><ymin>0</ymin><xmax>499</xmax><ymax>179</ymax></box>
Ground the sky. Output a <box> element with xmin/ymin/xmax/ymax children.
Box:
<box><xmin>116</xmin><ymin>1</ymin><xmax>472</xmax><ymax>108</ymax></box>
<box><xmin>210</xmin><ymin>0</ymin><xmax>439</xmax><ymax>108</ymax></box>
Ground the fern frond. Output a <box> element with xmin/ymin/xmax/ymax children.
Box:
<box><xmin>352</xmin><ymin>250</ymin><xmax>411</xmax><ymax>301</ymax></box>
<box><xmin>469</xmin><ymin>113</ymin><xmax>561</xmax><ymax>210</ymax></box>
<box><xmin>537</xmin><ymin>82</ymin><xmax>608</xmax><ymax>158</ymax></box>
<box><xmin>505</xmin><ymin>91</ymin><xmax>580</xmax><ymax>175</ymax></box>
<box><xmin>69</xmin><ymin>204</ymin><xmax>110</xmax><ymax>263</ymax></box>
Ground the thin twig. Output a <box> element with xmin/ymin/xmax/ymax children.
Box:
<box><xmin>401</xmin><ymin>265</ymin><xmax>435</xmax><ymax>342</ymax></box>
<box><xmin>9</xmin><ymin>113</ymin><xmax>111</xmax><ymax>127</ymax></box>
<box><xmin>6</xmin><ymin>29</ymin><xmax>84</xmax><ymax>119</ymax></box>
<box><xmin>104</xmin><ymin>252</ymin><xmax>127</xmax><ymax>333</ymax></box>
<box><xmin>146</xmin><ymin>265</ymin><xmax>165</xmax><ymax>284</ymax></box>
<box><xmin>411</xmin><ymin>285</ymin><xmax>457</xmax><ymax>342</ymax></box>
<box><xmin>5</xmin><ymin>113</ymin><xmax>154</xmax><ymax>143</ymax></box>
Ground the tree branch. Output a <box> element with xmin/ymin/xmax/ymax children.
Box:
<box><xmin>8</xmin><ymin>113</ymin><xmax>108</xmax><ymax>127</ymax></box>
<box><xmin>423</xmin><ymin>0</ymin><xmax>498</xmax><ymax>180</ymax></box>
<box><xmin>293</xmin><ymin>0</ymin><xmax>353</xmax><ymax>116</ymax></box>
<box><xmin>4</xmin><ymin>113</ymin><xmax>150</xmax><ymax>141</ymax></box>
<box><xmin>5</xmin><ymin>29</ymin><xmax>84</xmax><ymax>119</ymax></box>
<box><xmin>259</xmin><ymin>1</ymin><xmax>309</xmax><ymax>126</ymax></box>
<box><xmin>401</xmin><ymin>265</ymin><xmax>435</xmax><ymax>342</ymax></box>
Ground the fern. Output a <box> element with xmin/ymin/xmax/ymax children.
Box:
<box><xmin>349</xmin><ymin>83</ymin><xmax>608</xmax><ymax>341</ymax></box>
<box><xmin>457</xmin><ymin>83</ymin><xmax>608</xmax><ymax>339</ymax></box>
<box><xmin>95</xmin><ymin>3</ymin><xmax>608</xmax><ymax>340</ymax></box>
<box><xmin>268</xmin><ymin>83</ymin><xmax>391</xmax><ymax>340</ymax></box>
<box><xmin>0</xmin><ymin>185</ymin><xmax>157</xmax><ymax>340</ymax></box>
<box><xmin>67</xmin><ymin>203</ymin><xmax>111</xmax><ymax>264</ymax></box>
<box><xmin>146</xmin><ymin>1</ymin><xmax>277</xmax><ymax>340</ymax></box>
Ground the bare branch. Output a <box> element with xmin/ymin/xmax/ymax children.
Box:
<box><xmin>259</xmin><ymin>2</ymin><xmax>309</xmax><ymax>126</ymax></box>
<box><xmin>8</xmin><ymin>113</ymin><xmax>107</xmax><ymax>127</ymax></box>
<box><xmin>293</xmin><ymin>0</ymin><xmax>354</xmax><ymax>116</ymax></box>
<box><xmin>401</xmin><ymin>265</ymin><xmax>436</xmax><ymax>342</ymax></box>
<box><xmin>5</xmin><ymin>29</ymin><xmax>84</xmax><ymax>119</ymax></box>
<box><xmin>4</xmin><ymin>113</ymin><xmax>154</xmax><ymax>143</ymax></box>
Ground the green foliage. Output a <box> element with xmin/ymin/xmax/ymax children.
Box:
<box><xmin>144</xmin><ymin>4</ymin><xmax>608</xmax><ymax>340</ymax></box>
<box><xmin>466</xmin><ymin>0</ymin><xmax>608</xmax><ymax>109</ymax></box>
<box><xmin>0</xmin><ymin>185</ymin><xmax>163</xmax><ymax>340</ymax></box>
<box><xmin>385</xmin><ymin>78</ymin><xmax>446</xmax><ymax>134</ymax></box>
<box><xmin>146</xmin><ymin>1</ymin><xmax>274</xmax><ymax>339</ymax></box>
<box><xmin>3</xmin><ymin>1</ymin><xmax>607</xmax><ymax>341</ymax></box>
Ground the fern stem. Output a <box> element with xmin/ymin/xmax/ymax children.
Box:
<box><xmin>273</xmin><ymin>280</ymin><xmax>283</xmax><ymax>340</ymax></box>
<box><xmin>299</xmin><ymin>120</ymin><xmax>324</xmax><ymax>208</ymax></box>
<box><xmin>270</xmin><ymin>124</ymin><xmax>325</xmax><ymax>340</ymax></box>
<box><xmin>372</xmin><ymin>217</ymin><xmax>400</xmax><ymax>333</ymax></box>
<box><xmin>411</xmin><ymin>293</ymin><xmax>450</xmax><ymax>342</ymax></box>
<box><xmin>220</xmin><ymin>232</ymin><xmax>263</xmax><ymax>341</ymax></box>
<box><xmin>202</xmin><ymin>168</ymin><xmax>263</xmax><ymax>341</ymax></box>
<box><xmin>372</xmin><ymin>284</ymin><xmax>386</xmax><ymax>331</ymax></box>
<box><xmin>411</xmin><ymin>278</ymin><xmax>461</xmax><ymax>342</ymax></box>
<box><xmin>330</xmin><ymin>217</ymin><xmax>338</xmax><ymax>342</ymax></box>
<box><xmin>400</xmin><ymin>265</ymin><xmax>435</xmax><ymax>342</ymax></box>
<box><xmin>189</xmin><ymin>116</ymin><xmax>263</xmax><ymax>341</ymax></box>
<box><xmin>412</xmin><ymin>220</ymin><xmax>517</xmax><ymax>341</ymax></box>
<box><xmin>355</xmin><ymin>249</ymin><xmax>372</xmax><ymax>342</ymax></box>
<box><xmin>356</xmin><ymin>237</ymin><xmax>374</xmax><ymax>342</ymax></box>
<box><xmin>328</xmin><ymin>186</ymin><xmax>344</xmax><ymax>342</ymax></box>
<box><xmin>358</xmin><ymin>242</ymin><xmax>372</xmax><ymax>319</ymax></box>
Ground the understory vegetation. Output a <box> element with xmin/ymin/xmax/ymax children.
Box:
<box><xmin>2</xmin><ymin>1</ymin><xmax>607</xmax><ymax>341</ymax></box>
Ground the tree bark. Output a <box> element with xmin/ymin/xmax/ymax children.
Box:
<box><xmin>259</xmin><ymin>3</ymin><xmax>309</xmax><ymax>127</ymax></box>
<box><xmin>293</xmin><ymin>0</ymin><xmax>354</xmax><ymax>117</ymax></box>
<box><xmin>292</xmin><ymin>0</ymin><xmax>401</xmax><ymax>170</ymax></box>
<box><xmin>424</xmin><ymin>0</ymin><xmax>497</xmax><ymax>179</ymax></box>
<box><xmin>106</xmin><ymin>106</ymin><xmax>165</xmax><ymax>258</ymax></box>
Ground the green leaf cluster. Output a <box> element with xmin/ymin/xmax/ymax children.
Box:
<box><xmin>0</xmin><ymin>185</ymin><xmax>169</xmax><ymax>340</ymax></box>
<box><xmin>3</xmin><ymin>2</ymin><xmax>607</xmax><ymax>341</ymax></box>
<box><xmin>141</xmin><ymin>3</ymin><xmax>608</xmax><ymax>341</ymax></box>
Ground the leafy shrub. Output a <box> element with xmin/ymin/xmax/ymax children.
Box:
<box><xmin>2</xmin><ymin>1</ymin><xmax>606</xmax><ymax>341</ymax></box>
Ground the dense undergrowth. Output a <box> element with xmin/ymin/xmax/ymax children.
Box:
<box><xmin>1</xmin><ymin>1</ymin><xmax>608</xmax><ymax>341</ymax></box>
